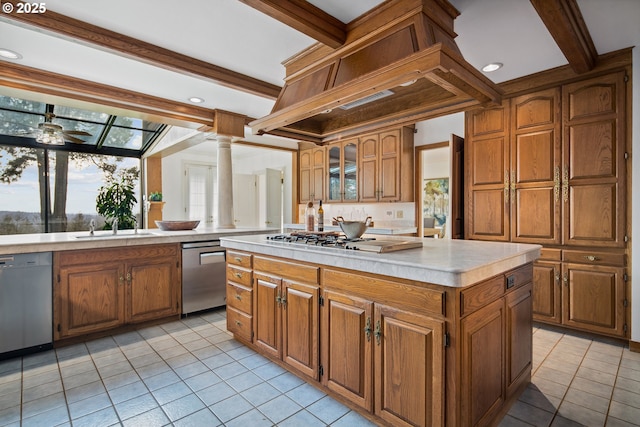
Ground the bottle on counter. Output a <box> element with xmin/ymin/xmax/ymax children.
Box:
<box><xmin>317</xmin><ymin>200</ymin><xmax>324</xmax><ymax>232</ymax></box>
<box><xmin>305</xmin><ymin>201</ymin><xmax>315</xmax><ymax>232</ymax></box>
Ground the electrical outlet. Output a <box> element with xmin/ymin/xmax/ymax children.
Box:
<box><xmin>386</xmin><ymin>210</ymin><xmax>393</xmax><ymax>217</ymax></box>
<box><xmin>396</xmin><ymin>210</ymin><xmax>403</xmax><ymax>219</ymax></box>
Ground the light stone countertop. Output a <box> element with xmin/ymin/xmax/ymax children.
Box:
<box><xmin>283</xmin><ymin>223</ymin><xmax>417</xmax><ymax>235</ymax></box>
<box><xmin>0</xmin><ymin>226</ymin><xmax>279</xmax><ymax>255</ymax></box>
<box><xmin>220</xmin><ymin>234</ymin><xmax>541</xmax><ymax>288</ymax></box>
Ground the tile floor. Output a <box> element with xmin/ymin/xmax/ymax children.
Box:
<box><xmin>0</xmin><ymin>309</ymin><xmax>638</xmax><ymax>426</ymax></box>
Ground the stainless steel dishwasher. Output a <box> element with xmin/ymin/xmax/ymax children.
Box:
<box><xmin>181</xmin><ymin>241</ymin><xmax>226</xmax><ymax>314</ymax></box>
<box><xmin>0</xmin><ymin>252</ymin><xmax>53</xmax><ymax>359</ymax></box>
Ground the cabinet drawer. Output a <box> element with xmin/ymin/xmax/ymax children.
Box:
<box><xmin>227</xmin><ymin>266</ymin><xmax>252</xmax><ymax>287</ymax></box>
<box><xmin>539</xmin><ymin>248</ymin><xmax>561</xmax><ymax>261</ymax></box>
<box><xmin>226</xmin><ymin>307</ymin><xmax>252</xmax><ymax>342</ymax></box>
<box><xmin>505</xmin><ymin>263</ymin><xmax>533</xmax><ymax>292</ymax></box>
<box><xmin>227</xmin><ymin>251</ymin><xmax>252</xmax><ymax>268</ymax></box>
<box><xmin>254</xmin><ymin>256</ymin><xmax>319</xmax><ymax>284</ymax></box>
<box><xmin>461</xmin><ymin>275</ymin><xmax>504</xmax><ymax>316</ymax></box>
<box><xmin>562</xmin><ymin>250</ymin><xmax>625</xmax><ymax>267</ymax></box>
<box><xmin>227</xmin><ymin>283</ymin><xmax>252</xmax><ymax>314</ymax></box>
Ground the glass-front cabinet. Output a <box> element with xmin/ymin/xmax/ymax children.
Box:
<box><xmin>328</xmin><ymin>140</ymin><xmax>358</xmax><ymax>202</ymax></box>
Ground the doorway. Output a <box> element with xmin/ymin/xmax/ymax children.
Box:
<box><xmin>415</xmin><ymin>135</ymin><xmax>464</xmax><ymax>239</ymax></box>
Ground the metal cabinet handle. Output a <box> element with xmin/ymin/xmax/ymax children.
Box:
<box><xmin>276</xmin><ymin>291</ymin><xmax>282</xmax><ymax>306</ymax></box>
<box><xmin>364</xmin><ymin>317</ymin><xmax>371</xmax><ymax>342</ymax></box>
<box><xmin>374</xmin><ymin>320</ymin><xmax>382</xmax><ymax>345</ymax></box>
<box><xmin>235</xmin><ymin>272</ymin><xmax>242</xmax><ymax>279</ymax></box>
<box><xmin>554</xmin><ymin>272</ymin><xmax>560</xmax><ymax>283</ymax></box>
<box><xmin>119</xmin><ymin>276</ymin><xmax>124</xmax><ymax>282</ymax></box>
<box><xmin>584</xmin><ymin>255</ymin><xmax>599</xmax><ymax>262</ymax></box>
<box><xmin>235</xmin><ymin>294</ymin><xmax>242</xmax><ymax>301</ymax></box>
<box><xmin>554</xmin><ymin>166</ymin><xmax>560</xmax><ymax>203</ymax></box>
<box><xmin>504</xmin><ymin>170</ymin><xmax>510</xmax><ymax>203</ymax></box>
<box><xmin>562</xmin><ymin>165</ymin><xmax>569</xmax><ymax>203</ymax></box>
<box><xmin>235</xmin><ymin>320</ymin><xmax>242</xmax><ymax>327</ymax></box>
<box><xmin>563</xmin><ymin>272</ymin><xmax>568</xmax><ymax>286</ymax></box>
<box><xmin>126</xmin><ymin>272</ymin><xmax>132</xmax><ymax>284</ymax></box>
<box><xmin>234</xmin><ymin>257</ymin><xmax>242</xmax><ymax>263</ymax></box>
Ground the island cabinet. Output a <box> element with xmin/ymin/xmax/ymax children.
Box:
<box><xmin>465</xmin><ymin>70</ymin><xmax>629</xmax><ymax>339</ymax></box>
<box><xmin>252</xmin><ymin>256</ymin><xmax>320</xmax><ymax>380</ymax></box>
<box><xmin>225</xmin><ymin>250</ymin><xmax>253</xmax><ymax>343</ymax></box>
<box><xmin>53</xmin><ymin>243</ymin><xmax>181</xmax><ymax>340</ymax></box>
<box><xmin>224</xmin><ymin>248</ymin><xmax>534</xmax><ymax>427</ymax></box>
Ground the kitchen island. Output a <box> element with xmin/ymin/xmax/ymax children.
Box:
<box><xmin>221</xmin><ymin>234</ymin><xmax>540</xmax><ymax>427</ymax></box>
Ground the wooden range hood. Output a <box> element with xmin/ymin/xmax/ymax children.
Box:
<box><xmin>249</xmin><ymin>0</ymin><xmax>502</xmax><ymax>144</ymax></box>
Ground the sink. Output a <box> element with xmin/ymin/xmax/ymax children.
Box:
<box><xmin>75</xmin><ymin>232</ymin><xmax>155</xmax><ymax>239</ymax></box>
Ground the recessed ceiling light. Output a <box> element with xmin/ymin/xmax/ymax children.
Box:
<box><xmin>0</xmin><ymin>49</ymin><xmax>22</xmax><ymax>60</ymax></box>
<box><xmin>482</xmin><ymin>62</ymin><xmax>503</xmax><ymax>72</ymax></box>
<box><xmin>188</xmin><ymin>97</ymin><xmax>204</xmax><ymax>103</ymax></box>
<box><xmin>399</xmin><ymin>79</ymin><xmax>417</xmax><ymax>87</ymax></box>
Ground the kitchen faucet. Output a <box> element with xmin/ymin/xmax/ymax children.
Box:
<box><xmin>112</xmin><ymin>218</ymin><xmax>118</xmax><ymax>234</ymax></box>
<box><xmin>89</xmin><ymin>219</ymin><xmax>95</xmax><ymax>236</ymax></box>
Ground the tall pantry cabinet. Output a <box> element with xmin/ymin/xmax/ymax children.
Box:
<box><xmin>465</xmin><ymin>70</ymin><xmax>629</xmax><ymax>339</ymax></box>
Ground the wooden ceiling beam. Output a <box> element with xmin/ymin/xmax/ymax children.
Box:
<box><xmin>238</xmin><ymin>0</ymin><xmax>346</xmax><ymax>48</ymax></box>
<box><xmin>0</xmin><ymin>61</ymin><xmax>216</xmax><ymax>127</ymax></box>
<box><xmin>1</xmin><ymin>0</ymin><xmax>281</xmax><ymax>99</ymax></box>
<box><xmin>530</xmin><ymin>0</ymin><xmax>597</xmax><ymax>74</ymax></box>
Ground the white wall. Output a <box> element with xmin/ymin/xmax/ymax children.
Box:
<box><xmin>414</xmin><ymin>112</ymin><xmax>464</xmax><ymax>146</ymax></box>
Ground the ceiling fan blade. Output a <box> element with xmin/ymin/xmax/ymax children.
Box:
<box><xmin>63</xmin><ymin>130</ymin><xmax>92</xmax><ymax>136</ymax></box>
<box><xmin>64</xmin><ymin>135</ymin><xmax>86</xmax><ymax>144</ymax></box>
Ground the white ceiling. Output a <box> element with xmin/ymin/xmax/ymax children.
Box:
<box><xmin>0</xmin><ymin>0</ymin><xmax>639</xmax><ymax>151</ymax></box>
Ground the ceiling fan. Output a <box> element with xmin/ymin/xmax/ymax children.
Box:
<box><xmin>32</xmin><ymin>112</ymin><xmax>92</xmax><ymax>145</ymax></box>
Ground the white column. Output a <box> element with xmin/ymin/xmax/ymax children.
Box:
<box><xmin>215</xmin><ymin>135</ymin><xmax>235</xmax><ymax>229</ymax></box>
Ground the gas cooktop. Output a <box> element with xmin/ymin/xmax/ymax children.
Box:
<box><xmin>266</xmin><ymin>232</ymin><xmax>423</xmax><ymax>253</ymax></box>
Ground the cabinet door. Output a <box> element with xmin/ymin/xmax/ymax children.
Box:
<box><xmin>562</xmin><ymin>72</ymin><xmax>626</xmax><ymax>248</ymax></box>
<box><xmin>299</xmin><ymin>149</ymin><xmax>312</xmax><ymax>203</ymax></box>
<box><xmin>321</xmin><ymin>290</ymin><xmax>373</xmax><ymax>410</ymax></box>
<box><xmin>254</xmin><ymin>273</ymin><xmax>281</xmax><ymax>359</ymax></box>
<box><xmin>374</xmin><ymin>304</ymin><xmax>444</xmax><ymax>427</ymax></box>
<box><xmin>359</xmin><ymin>134</ymin><xmax>379</xmax><ymax>202</ymax></box>
<box><xmin>327</xmin><ymin>144</ymin><xmax>342</xmax><ymax>202</ymax></box>
<box><xmin>511</xmin><ymin>89</ymin><xmax>561</xmax><ymax>244</ymax></box>
<box><xmin>378</xmin><ymin>130</ymin><xmax>401</xmax><ymax>201</ymax></box>
<box><xmin>562</xmin><ymin>263</ymin><xmax>626</xmax><ymax>337</ymax></box>
<box><xmin>532</xmin><ymin>261</ymin><xmax>562</xmax><ymax>324</ymax></box>
<box><xmin>505</xmin><ymin>283</ymin><xmax>532</xmax><ymax>397</ymax></box>
<box><xmin>312</xmin><ymin>147</ymin><xmax>325</xmax><ymax>202</ymax></box>
<box><xmin>127</xmin><ymin>256</ymin><xmax>178</xmax><ymax>323</ymax></box>
<box><xmin>282</xmin><ymin>280</ymin><xmax>319</xmax><ymax>380</ymax></box>
<box><xmin>465</xmin><ymin>104</ymin><xmax>510</xmax><ymax>241</ymax></box>
<box><xmin>57</xmin><ymin>262</ymin><xmax>124</xmax><ymax>339</ymax></box>
<box><xmin>460</xmin><ymin>298</ymin><xmax>505</xmax><ymax>427</ymax></box>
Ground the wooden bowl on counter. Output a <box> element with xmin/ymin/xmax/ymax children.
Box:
<box><xmin>154</xmin><ymin>220</ymin><xmax>200</xmax><ymax>231</ymax></box>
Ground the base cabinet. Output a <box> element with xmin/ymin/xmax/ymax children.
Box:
<box><xmin>226</xmin><ymin>251</ymin><xmax>533</xmax><ymax>427</ymax></box>
<box><xmin>54</xmin><ymin>244</ymin><xmax>180</xmax><ymax>340</ymax></box>
<box><xmin>253</xmin><ymin>256</ymin><xmax>320</xmax><ymax>380</ymax></box>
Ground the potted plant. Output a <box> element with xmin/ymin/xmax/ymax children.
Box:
<box><xmin>149</xmin><ymin>191</ymin><xmax>163</xmax><ymax>202</ymax></box>
<box><xmin>96</xmin><ymin>177</ymin><xmax>137</xmax><ymax>230</ymax></box>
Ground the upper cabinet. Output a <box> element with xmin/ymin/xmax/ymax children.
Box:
<box><xmin>327</xmin><ymin>140</ymin><xmax>358</xmax><ymax>203</ymax></box>
<box><xmin>299</xmin><ymin>146</ymin><xmax>326</xmax><ymax>203</ymax></box>
<box><xmin>466</xmin><ymin>72</ymin><xmax>627</xmax><ymax>248</ymax></box>
<box><xmin>298</xmin><ymin>126</ymin><xmax>414</xmax><ymax>204</ymax></box>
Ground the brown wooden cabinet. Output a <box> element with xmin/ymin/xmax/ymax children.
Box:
<box><xmin>253</xmin><ymin>256</ymin><xmax>319</xmax><ymax>380</ymax></box>
<box><xmin>226</xmin><ymin>250</ymin><xmax>253</xmax><ymax>343</ymax></box>
<box><xmin>54</xmin><ymin>244</ymin><xmax>180</xmax><ymax>340</ymax></box>
<box><xmin>359</xmin><ymin>128</ymin><xmax>414</xmax><ymax>202</ymax></box>
<box><xmin>459</xmin><ymin>265</ymin><xmax>532</xmax><ymax>427</ymax></box>
<box><xmin>299</xmin><ymin>146</ymin><xmax>325</xmax><ymax>203</ymax></box>
<box><xmin>226</xmin><ymin>250</ymin><xmax>533</xmax><ymax>427</ymax></box>
<box><xmin>466</xmin><ymin>70</ymin><xmax>629</xmax><ymax>339</ymax></box>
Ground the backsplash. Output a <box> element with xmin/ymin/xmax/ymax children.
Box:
<box><xmin>297</xmin><ymin>202</ymin><xmax>415</xmax><ymax>228</ymax></box>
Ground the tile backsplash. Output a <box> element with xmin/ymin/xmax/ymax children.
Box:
<box><xmin>297</xmin><ymin>202</ymin><xmax>415</xmax><ymax>228</ymax></box>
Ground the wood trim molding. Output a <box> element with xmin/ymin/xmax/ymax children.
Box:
<box><xmin>2</xmin><ymin>0</ymin><xmax>281</xmax><ymax>99</ymax></box>
<box><xmin>530</xmin><ymin>0</ymin><xmax>598</xmax><ymax>74</ymax></box>
<box><xmin>630</xmin><ymin>340</ymin><xmax>640</xmax><ymax>354</ymax></box>
<box><xmin>238</xmin><ymin>0</ymin><xmax>346</xmax><ymax>48</ymax></box>
<box><xmin>0</xmin><ymin>61</ymin><xmax>215</xmax><ymax>127</ymax></box>
<box><xmin>499</xmin><ymin>48</ymin><xmax>631</xmax><ymax>98</ymax></box>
